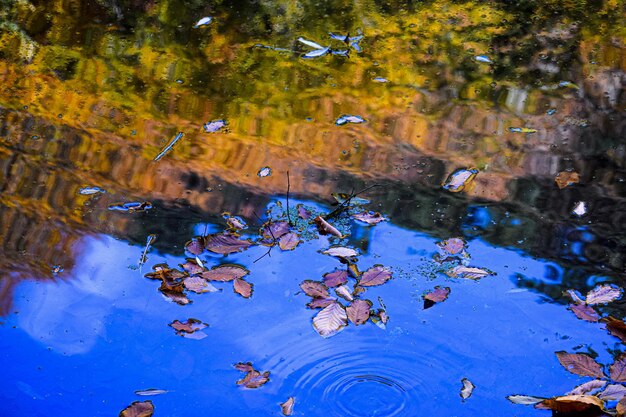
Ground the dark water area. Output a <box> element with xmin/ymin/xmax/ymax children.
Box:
<box><xmin>0</xmin><ymin>1</ymin><xmax>625</xmax><ymax>416</ymax></box>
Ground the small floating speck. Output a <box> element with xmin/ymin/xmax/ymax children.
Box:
<box><xmin>373</xmin><ymin>77</ymin><xmax>389</xmax><ymax>83</ymax></box>
<box><xmin>331</xmin><ymin>49</ymin><xmax>349</xmax><ymax>56</ymax></box>
<box><xmin>335</xmin><ymin>115</ymin><xmax>365</xmax><ymax>126</ymax></box>
<box><xmin>79</xmin><ymin>186</ymin><xmax>106</xmax><ymax>195</ymax></box>
<box><xmin>108</xmin><ymin>202</ymin><xmax>153</xmax><ymax>212</ymax></box>
<box><xmin>203</xmin><ymin>120</ymin><xmax>227</xmax><ymax>133</ymax></box>
<box><xmin>194</xmin><ymin>16</ymin><xmax>212</xmax><ymax>28</ymax></box>
<box><xmin>51</xmin><ymin>265</ymin><xmax>63</xmax><ymax>275</ymax></box>
<box><xmin>564</xmin><ymin>116</ymin><xmax>589</xmax><ymax>127</ymax></box>
<box><xmin>547</xmin><ymin>108</ymin><xmax>557</xmax><ymax>115</ymax></box>
<box><xmin>558</xmin><ymin>80</ymin><xmax>579</xmax><ymax>89</ymax></box>
<box><xmin>258</xmin><ymin>166</ymin><xmax>272</xmax><ymax>178</ymax></box>
<box><xmin>302</xmin><ymin>46</ymin><xmax>330</xmax><ymax>59</ymax></box>
<box><xmin>442</xmin><ymin>168</ymin><xmax>478</xmax><ymax>193</ymax></box>
<box><xmin>134</xmin><ymin>389</ymin><xmax>168</xmax><ymax>396</ymax></box>
<box><xmin>508</xmin><ymin>127</ymin><xmax>537</xmax><ymax>133</ymax></box>
<box><xmin>572</xmin><ymin>201</ymin><xmax>587</xmax><ymax>216</ymax></box>
<box><xmin>474</xmin><ymin>55</ymin><xmax>493</xmax><ymax>64</ymax></box>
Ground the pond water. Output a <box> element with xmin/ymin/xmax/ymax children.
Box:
<box><xmin>0</xmin><ymin>1</ymin><xmax>625</xmax><ymax>416</ymax></box>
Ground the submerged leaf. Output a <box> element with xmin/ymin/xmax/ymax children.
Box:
<box><xmin>555</xmin><ymin>352</ymin><xmax>605</xmax><ymax>378</ymax></box>
<box><xmin>359</xmin><ymin>265</ymin><xmax>392</xmax><ymax>287</ymax></box>
<box><xmin>569</xmin><ymin>304</ymin><xmax>600</xmax><ymax>322</ymax></box>
<box><xmin>566</xmin><ymin>379</ymin><xmax>607</xmax><ymax>395</ymax></box>
<box><xmin>201</xmin><ymin>264</ymin><xmax>249</xmax><ymax>282</ymax></box>
<box><xmin>437</xmin><ymin>238</ymin><xmax>466</xmax><ymax>255</ymax></box>
<box><xmin>234</xmin><ymin>278</ymin><xmax>253</xmax><ymax>298</ymax></box>
<box><xmin>323</xmin><ymin>269</ymin><xmax>348</xmax><ymax>287</ymax></box>
<box><xmin>314</xmin><ymin>216</ymin><xmax>344</xmax><ymax>238</ymax></box>
<box><xmin>353</xmin><ymin>211</ymin><xmax>386</xmax><ymax>225</ymax></box>
<box><xmin>193</xmin><ymin>16</ymin><xmax>213</xmax><ymax>28</ymax></box>
<box><xmin>258</xmin><ymin>166</ymin><xmax>272</xmax><ymax>177</ymax></box>
<box><xmin>119</xmin><ymin>400</ymin><xmax>154</xmax><ymax>417</ymax></box>
<box><xmin>586</xmin><ymin>284</ymin><xmax>623</xmax><ymax>306</ymax></box>
<box><xmin>346</xmin><ymin>299</ymin><xmax>372</xmax><ymax>325</ymax></box>
<box><xmin>300</xmin><ymin>280</ymin><xmax>330</xmax><ymax>298</ymax></box>
<box><xmin>536</xmin><ymin>395</ymin><xmax>606</xmax><ymax>414</ymax></box>
<box><xmin>442</xmin><ymin>168</ymin><xmax>478</xmax><ymax>193</ymax></box>
<box><xmin>203</xmin><ymin>233</ymin><xmax>253</xmax><ymax>254</ymax></box>
<box><xmin>423</xmin><ymin>286</ymin><xmax>451</xmax><ymax>309</ymax></box>
<box><xmin>297</xmin><ymin>37</ymin><xmax>324</xmax><ymax>49</ymax></box>
<box><xmin>555</xmin><ymin>171</ymin><xmax>580</xmax><ymax>189</ymax></box>
<box><xmin>508</xmin><ymin>127</ymin><xmax>537</xmax><ymax>133</ymax></box>
<box><xmin>313</xmin><ymin>302</ymin><xmax>348</xmax><ymax>338</ymax></box>
<box><xmin>280</xmin><ymin>396</ymin><xmax>295</xmax><ymax>416</ymax></box>
<box><xmin>278</xmin><ymin>232</ymin><xmax>300</xmax><ymax>251</ymax></box>
<box><xmin>460</xmin><ymin>378</ymin><xmax>475</xmax><ymax>400</ymax></box>
<box><xmin>234</xmin><ymin>362</ymin><xmax>255</xmax><ymax>373</ymax></box>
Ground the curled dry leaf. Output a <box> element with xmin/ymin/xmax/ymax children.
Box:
<box><xmin>234</xmin><ymin>278</ymin><xmax>253</xmax><ymax>298</ymax></box>
<box><xmin>353</xmin><ymin>212</ymin><xmax>386</xmax><ymax>225</ymax></box>
<box><xmin>119</xmin><ymin>400</ymin><xmax>154</xmax><ymax>417</ymax></box>
<box><xmin>278</xmin><ymin>232</ymin><xmax>300</xmax><ymax>251</ymax></box>
<box><xmin>566</xmin><ymin>379</ymin><xmax>607</xmax><ymax>395</ymax></box>
<box><xmin>300</xmin><ymin>280</ymin><xmax>329</xmax><ymax>298</ymax></box>
<box><xmin>323</xmin><ymin>269</ymin><xmax>348</xmax><ymax>287</ymax></box>
<box><xmin>169</xmin><ymin>318</ymin><xmax>208</xmax><ymax>335</ymax></box>
<box><xmin>535</xmin><ymin>395</ymin><xmax>606</xmax><ymax>414</ymax></box>
<box><xmin>447</xmin><ymin>266</ymin><xmax>493</xmax><ymax>280</ymax></box>
<box><xmin>611</xmin><ymin>354</ymin><xmax>626</xmax><ymax>382</ymax></box>
<box><xmin>423</xmin><ymin>286</ymin><xmax>451</xmax><ymax>309</ymax></box>
<box><xmin>555</xmin><ymin>171</ymin><xmax>580</xmax><ymax>189</ymax></box>
<box><xmin>346</xmin><ymin>299</ymin><xmax>372</xmax><ymax>325</ymax></box>
<box><xmin>555</xmin><ymin>351</ymin><xmax>605</xmax><ymax>378</ymax></box>
<box><xmin>203</xmin><ymin>233</ymin><xmax>254</xmax><ymax>254</ymax></box>
<box><xmin>599</xmin><ymin>384</ymin><xmax>626</xmax><ymax>401</ymax></box>
<box><xmin>201</xmin><ymin>264</ymin><xmax>249</xmax><ymax>282</ymax></box>
<box><xmin>569</xmin><ymin>304</ymin><xmax>600</xmax><ymax>322</ymax></box>
<box><xmin>506</xmin><ymin>395</ymin><xmax>546</xmax><ymax>405</ymax></box>
<box><xmin>314</xmin><ymin>216</ymin><xmax>344</xmax><ymax>238</ymax></box>
<box><xmin>586</xmin><ymin>284</ymin><xmax>623</xmax><ymax>305</ymax></box>
<box><xmin>360</xmin><ymin>265</ymin><xmax>392</xmax><ymax>287</ymax></box>
<box><xmin>313</xmin><ymin>301</ymin><xmax>348</xmax><ymax>338</ymax></box>
<box><xmin>603</xmin><ymin>316</ymin><xmax>626</xmax><ymax>343</ymax></box>
<box><xmin>335</xmin><ymin>285</ymin><xmax>354</xmax><ymax>302</ymax></box>
<box><xmin>460</xmin><ymin>378</ymin><xmax>475</xmax><ymax>400</ymax></box>
<box><xmin>307</xmin><ymin>297</ymin><xmax>337</xmax><ymax>309</ymax></box>
<box><xmin>280</xmin><ymin>397</ymin><xmax>295</xmax><ymax>416</ymax></box>
<box><xmin>323</xmin><ymin>246</ymin><xmax>358</xmax><ymax>258</ymax></box>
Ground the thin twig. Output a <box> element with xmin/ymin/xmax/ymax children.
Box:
<box><xmin>325</xmin><ymin>184</ymin><xmax>381</xmax><ymax>220</ymax></box>
<box><xmin>253</xmin><ymin>210</ymin><xmax>277</xmax><ymax>263</ymax></box>
<box><xmin>286</xmin><ymin>171</ymin><xmax>293</xmax><ymax>226</ymax></box>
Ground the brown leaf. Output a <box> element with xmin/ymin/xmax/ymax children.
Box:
<box><xmin>261</xmin><ymin>221</ymin><xmax>290</xmax><ymax>241</ymax></box>
<box><xmin>599</xmin><ymin>384</ymin><xmax>626</xmax><ymax>401</ymax></box>
<box><xmin>536</xmin><ymin>395</ymin><xmax>606</xmax><ymax>414</ymax></box>
<box><xmin>297</xmin><ymin>205</ymin><xmax>311</xmax><ymax>220</ymax></box>
<box><xmin>314</xmin><ymin>216</ymin><xmax>344</xmax><ymax>238</ymax></box>
<box><xmin>201</xmin><ymin>264</ymin><xmax>249</xmax><ymax>282</ymax></box>
<box><xmin>203</xmin><ymin>233</ymin><xmax>253</xmax><ymax>254</ymax></box>
<box><xmin>353</xmin><ymin>286</ymin><xmax>366</xmax><ymax>297</ymax></box>
<box><xmin>159</xmin><ymin>286</ymin><xmax>191</xmax><ymax>306</ymax></box>
<box><xmin>323</xmin><ymin>269</ymin><xmax>348</xmax><ymax>287</ymax></box>
<box><xmin>603</xmin><ymin>316</ymin><xmax>626</xmax><ymax>343</ymax></box>
<box><xmin>555</xmin><ymin>352</ymin><xmax>605</xmax><ymax>378</ymax></box>
<box><xmin>234</xmin><ymin>362</ymin><xmax>255</xmax><ymax>373</ymax></box>
<box><xmin>460</xmin><ymin>378</ymin><xmax>474</xmax><ymax>400</ymax></box>
<box><xmin>307</xmin><ymin>297</ymin><xmax>337</xmax><ymax>309</ymax></box>
<box><xmin>237</xmin><ymin>370</ymin><xmax>271</xmax><ymax>389</ymax></box>
<box><xmin>618</xmin><ymin>396</ymin><xmax>626</xmax><ymax>416</ymax></box>
<box><xmin>569</xmin><ymin>304</ymin><xmax>600</xmax><ymax>322</ymax></box>
<box><xmin>423</xmin><ymin>286</ymin><xmax>451</xmax><ymax>309</ymax></box>
<box><xmin>281</xmin><ymin>396</ymin><xmax>295</xmax><ymax>416</ymax></box>
<box><xmin>119</xmin><ymin>400</ymin><xmax>154</xmax><ymax>417</ymax></box>
<box><xmin>360</xmin><ymin>265</ymin><xmax>392</xmax><ymax>287</ymax></box>
<box><xmin>611</xmin><ymin>354</ymin><xmax>626</xmax><ymax>382</ymax></box>
<box><xmin>185</xmin><ymin>238</ymin><xmax>205</xmax><ymax>255</ymax></box>
<box><xmin>234</xmin><ymin>278</ymin><xmax>253</xmax><ymax>298</ymax></box>
<box><xmin>183</xmin><ymin>276</ymin><xmax>217</xmax><ymax>293</ymax></box>
<box><xmin>353</xmin><ymin>211</ymin><xmax>386</xmax><ymax>225</ymax></box>
<box><xmin>446</xmin><ymin>266</ymin><xmax>494</xmax><ymax>280</ymax></box>
<box><xmin>437</xmin><ymin>238</ymin><xmax>465</xmax><ymax>255</ymax></box>
<box><xmin>169</xmin><ymin>318</ymin><xmax>208</xmax><ymax>335</ymax></box>
<box><xmin>180</xmin><ymin>258</ymin><xmax>205</xmax><ymax>275</ymax></box>
<box><xmin>586</xmin><ymin>284</ymin><xmax>623</xmax><ymax>305</ymax></box>
<box><xmin>555</xmin><ymin>171</ymin><xmax>580</xmax><ymax>189</ymax></box>
<box><xmin>278</xmin><ymin>232</ymin><xmax>300</xmax><ymax>251</ymax></box>
<box><xmin>323</xmin><ymin>246</ymin><xmax>358</xmax><ymax>258</ymax></box>
<box><xmin>566</xmin><ymin>379</ymin><xmax>607</xmax><ymax>395</ymax></box>
<box><xmin>313</xmin><ymin>301</ymin><xmax>348</xmax><ymax>338</ymax></box>
<box><xmin>300</xmin><ymin>280</ymin><xmax>329</xmax><ymax>298</ymax></box>
<box><xmin>145</xmin><ymin>264</ymin><xmax>187</xmax><ymax>282</ymax></box>
<box><xmin>335</xmin><ymin>285</ymin><xmax>354</xmax><ymax>302</ymax></box>
<box><xmin>347</xmin><ymin>299</ymin><xmax>372</xmax><ymax>325</ymax></box>
<box><xmin>371</xmin><ymin>309</ymin><xmax>389</xmax><ymax>329</ymax></box>
<box><xmin>225</xmin><ymin>215</ymin><xmax>247</xmax><ymax>230</ymax></box>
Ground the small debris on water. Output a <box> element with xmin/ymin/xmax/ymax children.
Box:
<box><xmin>258</xmin><ymin>166</ymin><xmax>272</xmax><ymax>177</ymax></box>
<box><xmin>79</xmin><ymin>186</ymin><xmax>106</xmax><ymax>195</ymax></box>
<box><xmin>547</xmin><ymin>108</ymin><xmax>557</xmax><ymax>115</ymax></box>
<box><xmin>335</xmin><ymin>115</ymin><xmax>365</xmax><ymax>126</ymax></box>
<box><xmin>108</xmin><ymin>202</ymin><xmax>153</xmax><ymax>212</ymax></box>
<box><xmin>572</xmin><ymin>201</ymin><xmax>587</xmax><ymax>216</ymax></box>
<box><xmin>373</xmin><ymin>77</ymin><xmax>389</xmax><ymax>83</ymax></box>
<box><xmin>442</xmin><ymin>168</ymin><xmax>478</xmax><ymax>192</ymax></box>
<box><xmin>194</xmin><ymin>17</ymin><xmax>213</xmax><ymax>28</ymax></box>
<box><xmin>203</xmin><ymin>120</ymin><xmax>227</xmax><ymax>133</ymax></box>
<box><xmin>508</xmin><ymin>127</ymin><xmax>537</xmax><ymax>133</ymax></box>
<box><xmin>474</xmin><ymin>55</ymin><xmax>492</xmax><ymax>63</ymax></box>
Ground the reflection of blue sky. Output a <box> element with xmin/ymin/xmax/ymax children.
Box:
<box><xmin>0</xmin><ymin>220</ymin><xmax>616</xmax><ymax>416</ymax></box>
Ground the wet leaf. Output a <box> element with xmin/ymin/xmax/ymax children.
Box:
<box><xmin>460</xmin><ymin>378</ymin><xmax>474</xmax><ymax>400</ymax></box>
<box><xmin>535</xmin><ymin>395</ymin><xmax>606</xmax><ymax>414</ymax></box>
<box><xmin>346</xmin><ymin>299</ymin><xmax>372</xmax><ymax>325</ymax></box>
<box><xmin>335</xmin><ymin>285</ymin><xmax>354</xmax><ymax>302</ymax></box>
<box><xmin>555</xmin><ymin>352</ymin><xmax>605</xmax><ymax>378</ymax></box>
<box><xmin>134</xmin><ymin>389</ymin><xmax>168</xmax><ymax>396</ymax></box>
<box><xmin>183</xmin><ymin>276</ymin><xmax>217</xmax><ymax>293</ymax></box>
<box><xmin>261</xmin><ymin>221</ymin><xmax>290</xmax><ymax>241</ymax></box>
<box><xmin>160</xmin><ymin>289</ymin><xmax>192</xmax><ymax>305</ymax></box>
<box><xmin>185</xmin><ymin>238</ymin><xmax>205</xmax><ymax>255</ymax></box>
<box><xmin>307</xmin><ymin>297</ymin><xmax>337</xmax><ymax>309</ymax></box>
<box><xmin>323</xmin><ymin>269</ymin><xmax>348</xmax><ymax>287</ymax></box>
<box><xmin>586</xmin><ymin>284</ymin><xmax>623</xmax><ymax>305</ymax></box>
<box><xmin>169</xmin><ymin>318</ymin><xmax>208</xmax><ymax>335</ymax></box>
<box><xmin>506</xmin><ymin>395</ymin><xmax>546</xmax><ymax>405</ymax></box>
<box><xmin>234</xmin><ymin>362</ymin><xmax>255</xmax><ymax>373</ymax></box>
<box><xmin>237</xmin><ymin>370</ymin><xmax>271</xmax><ymax>389</ymax></box>
<box><xmin>348</xmin><ymin>263</ymin><xmax>361</xmax><ymax>279</ymax></box>
<box><xmin>353</xmin><ymin>211</ymin><xmax>386</xmax><ymax>225</ymax></box>
<box><xmin>300</xmin><ymin>280</ymin><xmax>329</xmax><ymax>298</ymax></box>
<box><xmin>257</xmin><ymin>166</ymin><xmax>272</xmax><ymax>177</ymax></box>
<box><xmin>599</xmin><ymin>384</ymin><xmax>626</xmax><ymax>401</ymax></box>
<box><xmin>447</xmin><ymin>266</ymin><xmax>493</xmax><ymax>280</ymax></box>
<box><xmin>353</xmin><ymin>285</ymin><xmax>366</xmax><ymax>297</ymax></box>
<box><xmin>569</xmin><ymin>304</ymin><xmax>600</xmax><ymax>322</ymax></box>
<box><xmin>442</xmin><ymin>168</ymin><xmax>478</xmax><ymax>192</ymax></box>
<box><xmin>555</xmin><ymin>171</ymin><xmax>580</xmax><ymax>189</ymax></box>
<box><xmin>203</xmin><ymin>119</ymin><xmax>226</xmax><ymax>133</ymax></box>
<box><xmin>297</xmin><ymin>205</ymin><xmax>312</xmax><ymax>220</ymax></box>
<box><xmin>144</xmin><ymin>264</ymin><xmax>187</xmax><ymax>282</ymax></box>
<box><xmin>180</xmin><ymin>258</ymin><xmax>204</xmax><ymax>275</ymax></box>
<box><xmin>603</xmin><ymin>316</ymin><xmax>626</xmax><ymax>343</ymax></box>
<box><xmin>323</xmin><ymin>246</ymin><xmax>358</xmax><ymax>258</ymax></box>
<box><xmin>119</xmin><ymin>400</ymin><xmax>154</xmax><ymax>417</ymax></box>
<box><xmin>280</xmin><ymin>396</ymin><xmax>295</xmax><ymax>416</ymax></box>
<box><xmin>201</xmin><ymin>264</ymin><xmax>249</xmax><ymax>282</ymax></box>
<box><xmin>224</xmin><ymin>214</ymin><xmax>247</xmax><ymax>230</ymax></box>
<box><xmin>203</xmin><ymin>233</ymin><xmax>253</xmax><ymax>254</ymax></box>
<box><xmin>438</xmin><ymin>238</ymin><xmax>466</xmax><ymax>255</ymax></box>
<box><xmin>234</xmin><ymin>278</ymin><xmax>253</xmax><ymax>298</ymax></box>
<box><xmin>423</xmin><ymin>286</ymin><xmax>451</xmax><ymax>309</ymax></box>
<box><xmin>611</xmin><ymin>354</ymin><xmax>626</xmax><ymax>382</ymax></box>
<box><xmin>278</xmin><ymin>232</ymin><xmax>300</xmax><ymax>251</ymax></box>
<box><xmin>314</xmin><ymin>216</ymin><xmax>344</xmax><ymax>238</ymax></box>
<box><xmin>360</xmin><ymin>265</ymin><xmax>392</xmax><ymax>287</ymax></box>
<box><xmin>566</xmin><ymin>379</ymin><xmax>607</xmax><ymax>395</ymax></box>
<box><xmin>313</xmin><ymin>302</ymin><xmax>348</xmax><ymax>338</ymax></box>
<box><xmin>335</xmin><ymin>115</ymin><xmax>365</xmax><ymax>126</ymax></box>
<box><xmin>618</xmin><ymin>396</ymin><xmax>626</xmax><ymax>416</ymax></box>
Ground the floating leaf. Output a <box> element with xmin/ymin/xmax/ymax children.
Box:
<box><xmin>278</xmin><ymin>232</ymin><xmax>300</xmax><ymax>251</ymax></box>
<box><xmin>180</xmin><ymin>258</ymin><xmax>204</xmax><ymax>275</ymax></box>
<box><xmin>353</xmin><ymin>285</ymin><xmax>366</xmax><ymax>297</ymax></box>
<box><xmin>438</xmin><ymin>238</ymin><xmax>466</xmax><ymax>255</ymax></box>
<box><xmin>314</xmin><ymin>216</ymin><xmax>344</xmax><ymax>238</ymax></box>
<box><xmin>423</xmin><ymin>286</ymin><xmax>451</xmax><ymax>309</ymax></box>
<box><xmin>258</xmin><ymin>166</ymin><xmax>272</xmax><ymax>177</ymax></box>
<box><xmin>160</xmin><ymin>289</ymin><xmax>191</xmax><ymax>305</ymax></box>
<box><xmin>297</xmin><ymin>205</ymin><xmax>312</xmax><ymax>220</ymax></box>
<box><xmin>323</xmin><ymin>269</ymin><xmax>348</xmax><ymax>287</ymax></box>
<box><xmin>586</xmin><ymin>284</ymin><xmax>623</xmax><ymax>306</ymax></box>
<box><xmin>346</xmin><ymin>299</ymin><xmax>372</xmax><ymax>325</ymax></box>
<box><xmin>442</xmin><ymin>168</ymin><xmax>478</xmax><ymax>193</ymax></box>
<box><xmin>144</xmin><ymin>264</ymin><xmax>187</xmax><ymax>282</ymax></box>
<box><xmin>183</xmin><ymin>276</ymin><xmax>218</xmax><ymax>293</ymax></box>
<box><xmin>555</xmin><ymin>352</ymin><xmax>605</xmax><ymax>378</ymax></box>
<box><xmin>203</xmin><ymin>233</ymin><xmax>253</xmax><ymax>254</ymax></box>
<box><xmin>506</xmin><ymin>395</ymin><xmax>546</xmax><ymax>405</ymax></box>
<box><xmin>373</xmin><ymin>77</ymin><xmax>389</xmax><ymax>83</ymax></box>
<box><xmin>237</xmin><ymin>370</ymin><xmax>270</xmax><ymax>389</ymax></box>
<box><xmin>460</xmin><ymin>378</ymin><xmax>475</xmax><ymax>400</ymax></box>
<box><xmin>536</xmin><ymin>395</ymin><xmax>606</xmax><ymax>414</ymax></box>
<box><xmin>234</xmin><ymin>278</ymin><xmax>253</xmax><ymax>298</ymax></box>
<box><xmin>360</xmin><ymin>265</ymin><xmax>392</xmax><ymax>287</ymax></box>
<box><xmin>599</xmin><ymin>384</ymin><xmax>626</xmax><ymax>401</ymax></box>
<box><xmin>566</xmin><ymin>289</ymin><xmax>586</xmax><ymax>305</ymax></box>
<box><xmin>335</xmin><ymin>285</ymin><xmax>354</xmax><ymax>302</ymax></box>
<box><xmin>307</xmin><ymin>297</ymin><xmax>337</xmax><ymax>309</ymax></box>
<box><xmin>567</xmin><ymin>379</ymin><xmax>607</xmax><ymax>395</ymax></box>
<box><xmin>185</xmin><ymin>238</ymin><xmax>205</xmax><ymax>255</ymax></box>
<box><xmin>335</xmin><ymin>115</ymin><xmax>365</xmax><ymax>126</ymax></box>
<box><xmin>611</xmin><ymin>354</ymin><xmax>626</xmax><ymax>382</ymax></box>
<box><xmin>603</xmin><ymin>316</ymin><xmax>626</xmax><ymax>343</ymax></box>
<box><xmin>555</xmin><ymin>171</ymin><xmax>580</xmax><ymax>189</ymax></box>
<box><xmin>447</xmin><ymin>266</ymin><xmax>493</xmax><ymax>280</ymax></box>
<box><xmin>300</xmin><ymin>280</ymin><xmax>329</xmax><ymax>298</ymax></box>
<box><xmin>280</xmin><ymin>396</ymin><xmax>295</xmax><ymax>416</ymax></box>
<box><xmin>134</xmin><ymin>389</ymin><xmax>168</xmax><ymax>396</ymax></box>
<box><xmin>313</xmin><ymin>302</ymin><xmax>348</xmax><ymax>338</ymax></box>
<box><xmin>169</xmin><ymin>318</ymin><xmax>208</xmax><ymax>336</ymax></box>
<box><xmin>223</xmin><ymin>213</ymin><xmax>247</xmax><ymax>230</ymax></box>
<box><xmin>323</xmin><ymin>246</ymin><xmax>358</xmax><ymax>258</ymax></box>
<box><xmin>203</xmin><ymin>119</ymin><xmax>226</xmax><ymax>133</ymax></box>
<box><xmin>261</xmin><ymin>221</ymin><xmax>290</xmax><ymax>241</ymax></box>
<box><xmin>201</xmin><ymin>264</ymin><xmax>249</xmax><ymax>282</ymax></box>
<box><xmin>569</xmin><ymin>304</ymin><xmax>600</xmax><ymax>322</ymax></box>
<box><xmin>234</xmin><ymin>362</ymin><xmax>255</xmax><ymax>373</ymax></box>
<box><xmin>618</xmin><ymin>396</ymin><xmax>626</xmax><ymax>416</ymax></box>
<box><xmin>119</xmin><ymin>400</ymin><xmax>154</xmax><ymax>417</ymax></box>
<box><xmin>353</xmin><ymin>211</ymin><xmax>385</xmax><ymax>225</ymax></box>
